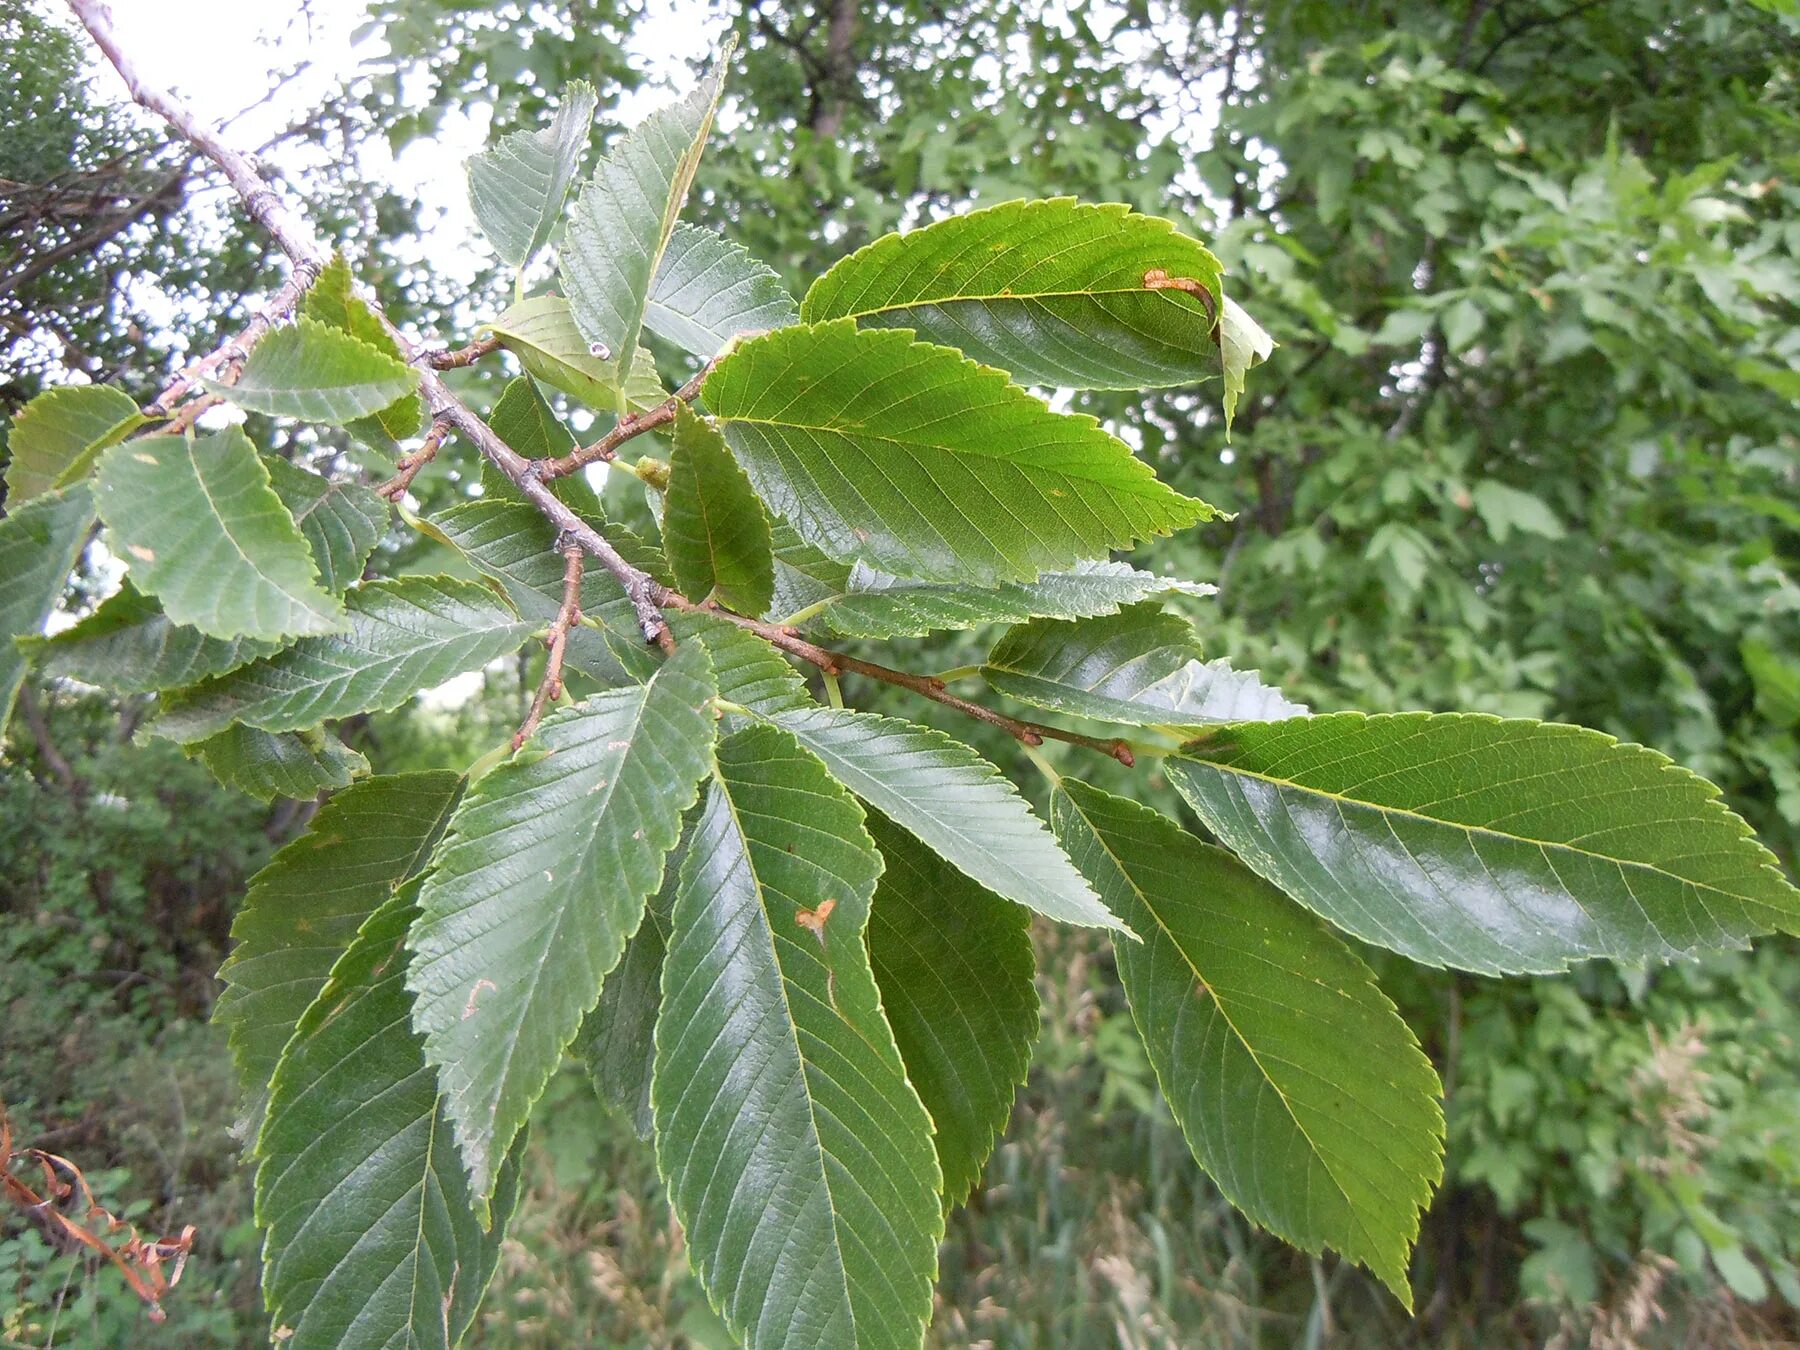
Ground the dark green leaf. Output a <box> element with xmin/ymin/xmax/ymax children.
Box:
<box><xmin>207</xmin><ymin>316</ymin><xmax>420</xmax><ymax>426</ymax></box>
<box><xmin>983</xmin><ymin>604</ymin><xmax>1308</xmax><ymax>729</ymax></box>
<box><xmin>573</xmin><ymin>824</ymin><xmax>691</xmax><ymax>1140</ymax></box>
<box><xmin>653</xmin><ymin>724</ymin><xmax>941</xmax><ymax>1349</ymax></box>
<box><xmin>866</xmin><ymin>813</ymin><xmax>1037</xmax><ymax>1208</ymax></box>
<box><xmin>23</xmin><ymin>582</ymin><xmax>274</xmax><ymax>694</ymax></box>
<box><xmin>152</xmin><ymin>576</ymin><xmax>535</xmax><ymax>742</ymax></box>
<box><xmin>664</xmin><ymin>407</ymin><xmax>774</xmax><ymax>614</ymax></box>
<box><xmin>704</xmin><ymin>321</ymin><xmax>1219</xmax><ymax>585</ymax></box>
<box><xmin>217</xmin><ymin>771</ymin><xmax>463</xmax><ymax>1116</ymax></box>
<box><xmin>1051</xmin><ymin>779</ymin><xmax>1443</xmax><ymax>1307</ymax></box>
<box><xmin>189</xmin><ymin>725</ymin><xmax>371</xmax><ymax>802</ymax></box>
<box><xmin>646</xmin><ymin>223</ymin><xmax>798</xmax><ymax>358</ymax></box>
<box><xmin>407</xmin><ymin>645</ymin><xmax>717</xmax><ymax>1214</ymax></box>
<box><xmin>4</xmin><ymin>384</ymin><xmax>144</xmax><ymax>504</ymax></box>
<box><xmin>262</xmin><ymin>456</ymin><xmax>387</xmax><ymax>593</ymax></box>
<box><xmin>256</xmin><ymin>891</ymin><xmax>522</xmax><ymax>1348</ymax></box>
<box><xmin>0</xmin><ymin>483</ymin><xmax>92</xmax><ymax>726</ymax></box>
<box><xmin>1166</xmin><ymin>713</ymin><xmax>1800</xmax><ymax>975</ymax></box>
<box><xmin>93</xmin><ymin>427</ymin><xmax>343</xmax><ymax>641</ymax></box>
<box><xmin>802</xmin><ymin>198</ymin><xmax>1223</xmax><ymax>390</ymax></box>
<box><xmin>467</xmin><ymin>81</ymin><xmax>598</xmax><ymax>270</ymax></box>
<box><xmin>769</xmin><ymin>704</ymin><xmax>1123</xmax><ymax>931</ymax></box>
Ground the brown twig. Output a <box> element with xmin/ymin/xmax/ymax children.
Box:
<box><xmin>537</xmin><ymin>360</ymin><xmax>719</xmax><ymax>480</ymax></box>
<box><xmin>66</xmin><ymin>0</ymin><xmax>1141</xmax><ymax>765</ymax></box>
<box><xmin>513</xmin><ymin>542</ymin><xmax>585</xmax><ymax>749</ymax></box>
<box><xmin>664</xmin><ymin>596</ymin><xmax>1137</xmax><ymax>766</ymax></box>
<box><xmin>377</xmin><ymin>415</ymin><xmax>452</xmax><ymax>500</ymax></box>
<box><xmin>423</xmin><ymin>334</ymin><xmax>501</xmax><ymax>370</ymax></box>
<box><xmin>65</xmin><ymin>0</ymin><xmax>675</xmax><ymax>649</ymax></box>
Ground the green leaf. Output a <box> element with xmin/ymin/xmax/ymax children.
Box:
<box><xmin>802</xmin><ymin>198</ymin><xmax>1223</xmax><ymax>390</ymax></box>
<box><xmin>23</xmin><ymin>582</ymin><xmax>274</xmax><ymax>694</ymax></box>
<box><xmin>217</xmin><ymin>771</ymin><xmax>463</xmax><ymax>1115</ymax></box>
<box><xmin>559</xmin><ymin>45</ymin><xmax>730</xmax><ymax>369</ymax></box>
<box><xmin>646</xmin><ymin>223</ymin><xmax>799</xmax><ymax>358</ymax></box>
<box><xmin>1165</xmin><ymin>713</ymin><xmax>1800</xmax><ymax>975</ymax></box>
<box><xmin>703</xmin><ymin>321</ymin><xmax>1219</xmax><ymax>585</ymax></box>
<box><xmin>262</xmin><ymin>456</ymin><xmax>387</xmax><ymax>593</ymax></box>
<box><xmin>769</xmin><ymin>525</ymin><xmax>1215</xmax><ymax>638</ymax></box>
<box><xmin>652</xmin><ymin>724</ymin><xmax>942</xmax><ymax>1349</ymax></box>
<box><xmin>487</xmin><ymin>376</ymin><xmax>576</xmax><ymax>461</ymax></box>
<box><xmin>407</xmin><ymin>645</ymin><xmax>717</xmax><ymax>1215</ymax></box>
<box><xmin>1049</xmin><ymin>779</ymin><xmax>1443</xmax><ymax>1307</ymax></box>
<box><xmin>189</xmin><ymin>725</ymin><xmax>371</xmax><ymax>802</ymax></box>
<box><xmin>0</xmin><ymin>483</ymin><xmax>92</xmax><ymax>727</ymax></box>
<box><xmin>4</xmin><ymin>384</ymin><xmax>144</xmax><ymax>504</ymax></box>
<box><xmin>425</xmin><ymin>497</ymin><xmax>656</xmax><ymax>686</ymax></box>
<box><xmin>664</xmin><ymin>407</ymin><xmax>774</xmax><ymax>614</ymax></box>
<box><xmin>1219</xmin><ymin>294</ymin><xmax>1275</xmax><ymax>434</ymax></box>
<box><xmin>93</xmin><ymin>427</ymin><xmax>344</xmax><ymax>641</ymax></box>
<box><xmin>301</xmin><ymin>255</ymin><xmax>426</xmax><ymax>445</ymax></box>
<box><xmin>207</xmin><ymin>316</ymin><xmax>420</xmax><ymax>425</ymax></box>
<box><xmin>467</xmin><ymin>81</ymin><xmax>598</xmax><ymax>270</ymax></box>
<box><xmin>256</xmin><ymin>891</ymin><xmax>522</xmax><ymax>1349</ymax></box>
<box><xmin>1471</xmin><ymin>480</ymin><xmax>1565</xmax><ymax>542</ymax></box>
<box><xmin>573</xmin><ymin>823</ymin><xmax>691</xmax><ymax>1140</ymax></box>
<box><xmin>866</xmin><ymin>813</ymin><xmax>1037</xmax><ymax>1208</ymax></box>
<box><xmin>152</xmin><ymin>576</ymin><xmax>535</xmax><ymax>742</ymax></box>
<box><xmin>487</xmin><ymin>295</ymin><xmax>666</xmax><ymax>413</ymax></box>
<box><xmin>983</xmin><ymin>604</ymin><xmax>1308</xmax><ymax>729</ymax></box>
<box><xmin>768</xmin><ymin>704</ymin><xmax>1123</xmax><ymax>931</ymax></box>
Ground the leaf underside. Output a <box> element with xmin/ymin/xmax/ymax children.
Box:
<box><xmin>191</xmin><ymin>724</ymin><xmax>370</xmax><ymax>802</ymax></box>
<box><xmin>646</xmin><ymin>222</ymin><xmax>799</xmax><ymax>358</ymax></box>
<box><xmin>983</xmin><ymin>603</ymin><xmax>1308</xmax><ymax>729</ymax></box>
<box><xmin>467</xmin><ymin>80</ymin><xmax>598</xmax><ymax>270</ymax></box>
<box><xmin>0</xmin><ymin>483</ymin><xmax>93</xmax><ymax>727</ymax></box>
<box><xmin>152</xmin><ymin>575</ymin><xmax>536</xmax><ymax>742</ymax></box>
<box><xmin>4</xmin><ymin>383</ymin><xmax>144</xmax><ymax>504</ymax></box>
<box><xmin>207</xmin><ymin>315</ymin><xmax>420</xmax><ymax>426</ymax></box>
<box><xmin>663</xmin><ymin>406</ymin><xmax>775</xmax><ymax>615</ymax></box>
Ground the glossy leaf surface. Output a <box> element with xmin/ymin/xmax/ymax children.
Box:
<box><xmin>704</xmin><ymin>321</ymin><xmax>1218</xmax><ymax>585</ymax></box>
<box><xmin>1166</xmin><ymin>713</ymin><xmax>1800</xmax><ymax>974</ymax></box>
<box><xmin>803</xmin><ymin>198</ymin><xmax>1223</xmax><ymax>389</ymax></box>
<box><xmin>653</xmin><ymin>725</ymin><xmax>941</xmax><ymax>1349</ymax></box>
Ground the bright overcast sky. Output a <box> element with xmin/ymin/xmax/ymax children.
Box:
<box><xmin>83</xmin><ymin>0</ymin><xmax>719</xmax><ymax>289</ymax></box>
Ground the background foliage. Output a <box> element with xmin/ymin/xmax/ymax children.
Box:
<box><xmin>3</xmin><ymin>0</ymin><xmax>1797</xmax><ymax>1343</ymax></box>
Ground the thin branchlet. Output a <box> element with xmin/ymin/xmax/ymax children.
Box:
<box><xmin>66</xmin><ymin>0</ymin><xmax>1139</xmax><ymax>763</ymax></box>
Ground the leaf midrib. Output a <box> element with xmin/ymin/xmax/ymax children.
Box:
<box><xmin>839</xmin><ymin>286</ymin><xmax>1211</xmax><ymax>323</ymax></box>
<box><xmin>1068</xmin><ymin>789</ymin><xmax>1385</xmax><ymax>1256</ymax></box>
<box><xmin>713</xmin><ymin>778</ymin><xmax>862</xmax><ymax>1339</ymax></box>
<box><xmin>1177</xmin><ymin>755</ymin><xmax>1769</xmax><ymax>907</ymax></box>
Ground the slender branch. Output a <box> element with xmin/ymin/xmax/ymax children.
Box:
<box><xmin>377</xmin><ymin>415</ymin><xmax>452</xmax><ymax>500</ymax></box>
<box><xmin>65</xmin><ymin>0</ymin><xmax>674</xmax><ymax>648</ymax></box>
<box><xmin>665</xmin><ymin>596</ymin><xmax>1137</xmax><ymax>766</ymax></box>
<box><xmin>513</xmin><ymin>542</ymin><xmax>584</xmax><ymax>749</ymax></box>
<box><xmin>67</xmin><ymin>0</ymin><xmax>1142</xmax><ymax>765</ymax></box>
<box><xmin>422</xmin><ymin>334</ymin><xmax>501</xmax><ymax>370</ymax></box>
<box><xmin>537</xmin><ymin>359</ymin><xmax>718</xmax><ymax>480</ymax></box>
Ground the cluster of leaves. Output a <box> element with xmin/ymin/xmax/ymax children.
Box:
<box><xmin>4</xmin><ymin>34</ymin><xmax>1800</xmax><ymax>1350</ymax></box>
